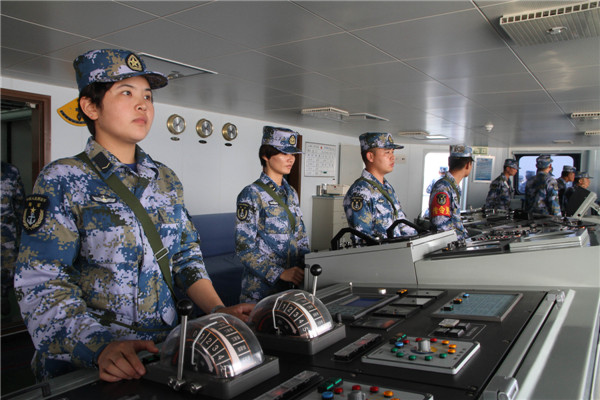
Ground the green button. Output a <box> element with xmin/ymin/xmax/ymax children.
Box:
<box><xmin>440</xmin><ymin>353</ymin><xmax>447</xmax><ymax>358</ymax></box>
<box><xmin>396</xmin><ymin>352</ymin><xmax>404</xmax><ymax>357</ymax></box>
<box><xmin>425</xmin><ymin>356</ymin><xmax>433</xmax><ymax>361</ymax></box>
<box><xmin>391</xmin><ymin>347</ymin><xmax>398</xmax><ymax>353</ymax></box>
<box><xmin>409</xmin><ymin>355</ymin><xmax>417</xmax><ymax>361</ymax></box>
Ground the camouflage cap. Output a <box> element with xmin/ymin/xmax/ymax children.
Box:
<box><xmin>575</xmin><ymin>171</ymin><xmax>593</xmax><ymax>179</ymax></box>
<box><xmin>504</xmin><ymin>159</ymin><xmax>520</xmax><ymax>169</ymax></box>
<box><xmin>536</xmin><ymin>155</ymin><xmax>553</xmax><ymax>169</ymax></box>
<box><xmin>562</xmin><ymin>165</ymin><xmax>577</xmax><ymax>173</ymax></box>
<box><xmin>262</xmin><ymin>126</ymin><xmax>302</xmax><ymax>154</ymax></box>
<box><xmin>449</xmin><ymin>144</ymin><xmax>472</xmax><ymax>158</ymax></box>
<box><xmin>439</xmin><ymin>166</ymin><xmax>448</xmax><ymax>173</ymax></box>
<box><xmin>359</xmin><ymin>132</ymin><xmax>403</xmax><ymax>151</ymax></box>
<box><xmin>73</xmin><ymin>49</ymin><xmax>168</xmax><ymax>93</ymax></box>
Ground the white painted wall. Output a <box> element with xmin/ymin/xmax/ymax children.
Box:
<box><xmin>2</xmin><ymin>77</ymin><xmax>598</xmax><ymax>242</ymax></box>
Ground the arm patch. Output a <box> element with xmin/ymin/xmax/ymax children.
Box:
<box><xmin>431</xmin><ymin>192</ymin><xmax>451</xmax><ymax>217</ymax></box>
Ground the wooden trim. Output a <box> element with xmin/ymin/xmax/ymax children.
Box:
<box><xmin>1</xmin><ymin>88</ymin><xmax>51</xmax><ymax>182</ymax></box>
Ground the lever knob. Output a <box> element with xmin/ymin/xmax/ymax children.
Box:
<box><xmin>177</xmin><ymin>299</ymin><xmax>194</xmax><ymax>317</ymax></box>
<box><xmin>310</xmin><ymin>264</ymin><xmax>322</xmax><ymax>277</ymax></box>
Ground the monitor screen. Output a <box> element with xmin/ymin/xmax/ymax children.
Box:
<box><xmin>566</xmin><ymin>187</ymin><xmax>597</xmax><ymax>217</ymax></box>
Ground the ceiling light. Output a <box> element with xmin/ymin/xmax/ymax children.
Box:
<box><xmin>484</xmin><ymin>122</ymin><xmax>494</xmax><ymax>132</ymax></box>
<box><xmin>397</xmin><ymin>131</ymin><xmax>448</xmax><ymax>140</ymax></box>
<box><xmin>301</xmin><ymin>106</ymin><xmax>349</xmax><ymax>121</ymax></box>
<box><xmin>553</xmin><ymin>139</ymin><xmax>573</xmax><ymax>144</ymax></box>
<box><xmin>571</xmin><ymin>111</ymin><xmax>600</xmax><ymax>119</ymax></box>
<box><xmin>500</xmin><ymin>1</ymin><xmax>600</xmax><ymax>46</ymax></box>
<box><xmin>138</xmin><ymin>52</ymin><xmax>217</xmax><ymax>80</ymax></box>
<box><xmin>546</xmin><ymin>26</ymin><xmax>568</xmax><ymax>35</ymax></box>
<box><xmin>346</xmin><ymin>113</ymin><xmax>389</xmax><ymax>122</ymax></box>
<box><xmin>584</xmin><ymin>130</ymin><xmax>600</xmax><ymax>135</ymax></box>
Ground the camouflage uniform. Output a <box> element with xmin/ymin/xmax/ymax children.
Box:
<box><xmin>1</xmin><ymin>162</ymin><xmax>25</xmax><ymax>299</ymax></box>
<box><xmin>236</xmin><ymin>126</ymin><xmax>309</xmax><ymax>304</ymax></box>
<box><xmin>344</xmin><ymin>169</ymin><xmax>417</xmax><ymax>239</ymax></box>
<box><xmin>524</xmin><ymin>172</ymin><xmax>561</xmax><ymax>215</ymax></box>
<box><xmin>235</xmin><ymin>172</ymin><xmax>309</xmax><ymax>303</ymax></box>
<box><xmin>429</xmin><ymin>172</ymin><xmax>468</xmax><ymax>240</ymax></box>
<box><xmin>484</xmin><ymin>174</ymin><xmax>513</xmax><ymax>210</ymax></box>
<box><xmin>15</xmin><ymin>138</ymin><xmax>209</xmax><ymax>380</ymax></box>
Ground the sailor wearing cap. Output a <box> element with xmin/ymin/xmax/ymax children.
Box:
<box><xmin>557</xmin><ymin>165</ymin><xmax>577</xmax><ymax>215</ymax></box>
<box><xmin>15</xmin><ymin>49</ymin><xmax>253</xmax><ymax>382</ymax></box>
<box><xmin>564</xmin><ymin>171</ymin><xmax>594</xmax><ymax>209</ymax></box>
<box><xmin>235</xmin><ymin>126</ymin><xmax>310</xmax><ymax>303</ymax></box>
<box><xmin>429</xmin><ymin>145</ymin><xmax>474</xmax><ymax>240</ymax></box>
<box><xmin>484</xmin><ymin>159</ymin><xmax>519</xmax><ymax>210</ymax></box>
<box><xmin>524</xmin><ymin>155</ymin><xmax>561</xmax><ymax>216</ymax></box>
<box><xmin>343</xmin><ymin>132</ymin><xmax>417</xmax><ymax>241</ymax></box>
<box><xmin>426</xmin><ymin>166</ymin><xmax>449</xmax><ymax>194</ymax></box>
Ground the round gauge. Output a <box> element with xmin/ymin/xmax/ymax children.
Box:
<box><xmin>222</xmin><ymin>123</ymin><xmax>238</xmax><ymax>141</ymax></box>
<box><xmin>249</xmin><ymin>290</ymin><xmax>334</xmax><ymax>339</ymax></box>
<box><xmin>167</xmin><ymin>114</ymin><xmax>186</xmax><ymax>135</ymax></box>
<box><xmin>160</xmin><ymin>313</ymin><xmax>264</xmax><ymax>378</ymax></box>
<box><xmin>196</xmin><ymin>119</ymin><xmax>213</xmax><ymax>138</ymax></box>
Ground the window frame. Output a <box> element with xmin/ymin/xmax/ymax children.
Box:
<box><xmin>513</xmin><ymin>152</ymin><xmax>581</xmax><ymax>194</ymax></box>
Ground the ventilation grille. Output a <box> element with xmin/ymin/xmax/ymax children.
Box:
<box><xmin>301</xmin><ymin>107</ymin><xmax>349</xmax><ymax>121</ymax></box>
<box><xmin>397</xmin><ymin>131</ymin><xmax>428</xmax><ymax>137</ymax></box>
<box><xmin>571</xmin><ymin>111</ymin><xmax>600</xmax><ymax>119</ymax></box>
<box><xmin>500</xmin><ymin>1</ymin><xmax>600</xmax><ymax>46</ymax></box>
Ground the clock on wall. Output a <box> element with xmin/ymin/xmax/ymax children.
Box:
<box><xmin>167</xmin><ymin>114</ymin><xmax>186</xmax><ymax>135</ymax></box>
<box><xmin>222</xmin><ymin>122</ymin><xmax>238</xmax><ymax>142</ymax></box>
<box><xmin>196</xmin><ymin>119</ymin><xmax>213</xmax><ymax>138</ymax></box>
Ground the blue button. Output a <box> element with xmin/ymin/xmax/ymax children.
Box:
<box><xmin>321</xmin><ymin>391</ymin><xmax>334</xmax><ymax>399</ymax></box>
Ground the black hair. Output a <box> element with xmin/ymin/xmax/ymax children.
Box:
<box><xmin>259</xmin><ymin>145</ymin><xmax>283</xmax><ymax>167</ymax></box>
<box><xmin>561</xmin><ymin>171</ymin><xmax>572</xmax><ymax>178</ymax></box>
<box><xmin>78</xmin><ymin>82</ymin><xmax>115</xmax><ymax>138</ymax></box>
<box><xmin>360</xmin><ymin>149</ymin><xmax>376</xmax><ymax>164</ymax></box>
<box><xmin>574</xmin><ymin>177</ymin><xmax>584</xmax><ymax>186</ymax></box>
<box><xmin>448</xmin><ymin>156</ymin><xmax>473</xmax><ymax>172</ymax></box>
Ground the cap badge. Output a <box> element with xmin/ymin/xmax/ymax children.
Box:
<box><xmin>126</xmin><ymin>53</ymin><xmax>143</xmax><ymax>72</ymax></box>
<box><xmin>289</xmin><ymin>135</ymin><xmax>296</xmax><ymax>146</ymax></box>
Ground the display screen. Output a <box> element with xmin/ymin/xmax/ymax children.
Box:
<box><xmin>344</xmin><ymin>297</ymin><xmax>382</xmax><ymax>308</ymax></box>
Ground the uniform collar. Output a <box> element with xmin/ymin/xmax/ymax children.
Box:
<box><xmin>259</xmin><ymin>171</ymin><xmax>289</xmax><ymax>192</ymax></box>
<box><xmin>361</xmin><ymin>169</ymin><xmax>387</xmax><ymax>186</ymax></box>
<box><xmin>84</xmin><ymin>137</ymin><xmax>159</xmax><ymax>181</ymax></box>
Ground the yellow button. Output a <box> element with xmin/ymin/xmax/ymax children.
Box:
<box><xmin>442</xmin><ymin>340</ymin><xmax>450</xmax><ymax>345</ymax></box>
<box><xmin>383</xmin><ymin>390</ymin><xmax>394</xmax><ymax>398</ymax></box>
<box><xmin>449</xmin><ymin>344</ymin><xmax>457</xmax><ymax>349</ymax></box>
<box><xmin>448</xmin><ymin>349</ymin><xmax>456</xmax><ymax>354</ymax></box>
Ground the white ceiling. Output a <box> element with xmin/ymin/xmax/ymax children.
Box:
<box><xmin>1</xmin><ymin>1</ymin><xmax>599</xmax><ymax>147</ymax></box>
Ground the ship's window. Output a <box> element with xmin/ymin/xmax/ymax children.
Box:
<box><xmin>515</xmin><ymin>154</ymin><xmax>579</xmax><ymax>194</ymax></box>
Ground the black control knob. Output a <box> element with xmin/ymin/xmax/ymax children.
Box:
<box><xmin>177</xmin><ymin>299</ymin><xmax>194</xmax><ymax>317</ymax></box>
<box><xmin>310</xmin><ymin>264</ymin><xmax>322</xmax><ymax>277</ymax></box>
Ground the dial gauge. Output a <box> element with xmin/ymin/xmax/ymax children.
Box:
<box><xmin>196</xmin><ymin>119</ymin><xmax>213</xmax><ymax>138</ymax></box>
<box><xmin>167</xmin><ymin>114</ymin><xmax>186</xmax><ymax>135</ymax></box>
<box><xmin>222</xmin><ymin>123</ymin><xmax>238</xmax><ymax>141</ymax></box>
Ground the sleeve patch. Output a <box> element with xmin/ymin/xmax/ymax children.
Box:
<box><xmin>431</xmin><ymin>192</ymin><xmax>451</xmax><ymax>217</ymax></box>
<box><xmin>350</xmin><ymin>196</ymin><xmax>364</xmax><ymax>211</ymax></box>
<box><xmin>22</xmin><ymin>195</ymin><xmax>49</xmax><ymax>233</ymax></box>
<box><xmin>236</xmin><ymin>202</ymin><xmax>251</xmax><ymax>221</ymax></box>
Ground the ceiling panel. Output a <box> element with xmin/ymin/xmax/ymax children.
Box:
<box><xmin>0</xmin><ymin>0</ymin><xmax>598</xmax><ymax>148</ymax></box>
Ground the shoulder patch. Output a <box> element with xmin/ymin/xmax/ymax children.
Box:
<box><xmin>23</xmin><ymin>195</ymin><xmax>49</xmax><ymax>233</ymax></box>
<box><xmin>431</xmin><ymin>192</ymin><xmax>451</xmax><ymax>217</ymax></box>
<box><xmin>351</xmin><ymin>196</ymin><xmax>364</xmax><ymax>211</ymax></box>
<box><xmin>237</xmin><ymin>202</ymin><xmax>251</xmax><ymax>221</ymax></box>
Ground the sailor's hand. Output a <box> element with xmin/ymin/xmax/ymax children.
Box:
<box><xmin>97</xmin><ymin>340</ymin><xmax>159</xmax><ymax>382</ymax></box>
<box><xmin>221</xmin><ymin>303</ymin><xmax>255</xmax><ymax>322</ymax></box>
<box><xmin>280</xmin><ymin>266</ymin><xmax>305</xmax><ymax>286</ymax></box>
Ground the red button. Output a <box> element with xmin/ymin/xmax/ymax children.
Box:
<box><xmin>333</xmin><ymin>387</ymin><xmax>343</xmax><ymax>394</ymax></box>
<box><xmin>351</xmin><ymin>385</ymin><xmax>361</xmax><ymax>391</ymax></box>
<box><xmin>415</xmin><ymin>337</ymin><xmax>422</xmax><ymax>342</ymax></box>
<box><xmin>370</xmin><ymin>386</ymin><xmax>379</xmax><ymax>393</ymax></box>
<box><xmin>430</xmin><ymin>338</ymin><xmax>438</xmax><ymax>343</ymax></box>
<box><xmin>403</xmin><ymin>339</ymin><xmax>410</xmax><ymax>344</ymax></box>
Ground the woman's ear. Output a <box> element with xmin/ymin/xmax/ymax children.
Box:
<box><xmin>79</xmin><ymin>97</ymin><xmax>99</xmax><ymax>121</ymax></box>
